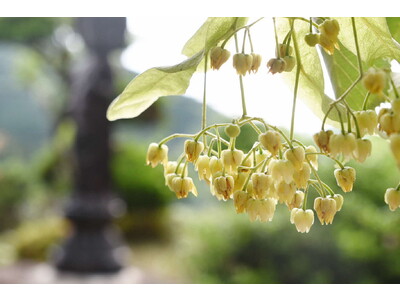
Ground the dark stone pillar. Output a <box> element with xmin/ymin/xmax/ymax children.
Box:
<box><xmin>55</xmin><ymin>17</ymin><xmax>127</xmax><ymax>273</ymax></box>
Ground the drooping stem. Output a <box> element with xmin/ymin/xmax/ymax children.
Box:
<box><xmin>234</xmin><ymin>32</ymin><xmax>248</xmax><ymax>117</ymax></box>
<box><xmin>290</xmin><ymin>19</ymin><xmax>301</xmax><ymax>141</ymax></box>
<box><xmin>391</xmin><ymin>77</ymin><xmax>399</xmax><ymax>99</ymax></box>
<box><xmin>273</xmin><ymin>17</ymin><xmax>280</xmax><ymax>58</ymax></box>
<box><xmin>362</xmin><ymin>92</ymin><xmax>371</xmax><ymax>110</ymax></box>
<box><xmin>351</xmin><ymin>17</ymin><xmax>363</xmax><ymax>75</ymax></box>
<box><xmin>202</xmin><ymin>53</ymin><xmax>208</xmax><ymax>131</ymax></box>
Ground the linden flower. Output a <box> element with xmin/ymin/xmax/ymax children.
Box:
<box><xmin>363</xmin><ymin>68</ymin><xmax>386</xmax><ymax>95</ymax></box>
<box><xmin>213</xmin><ymin>175</ymin><xmax>235</xmax><ymax>201</ymax></box>
<box><xmin>184</xmin><ymin>140</ymin><xmax>204</xmax><ymax>163</ymax></box>
<box><xmin>329</xmin><ymin>133</ymin><xmax>356</xmax><ymax>161</ymax></box>
<box><xmin>319</xmin><ymin>19</ymin><xmax>340</xmax><ymax>40</ymax></box>
<box><xmin>390</xmin><ymin>134</ymin><xmax>400</xmax><ymax>166</ymax></box>
<box><xmin>146</xmin><ymin>143</ymin><xmax>168</xmax><ymax>168</ymax></box>
<box><xmin>233</xmin><ymin>190</ymin><xmax>250</xmax><ymax>213</ymax></box>
<box><xmin>353</xmin><ymin>139</ymin><xmax>372</xmax><ymax>163</ymax></box>
<box><xmin>221</xmin><ymin>149</ymin><xmax>244</xmax><ymax>175</ymax></box>
<box><xmin>379</xmin><ymin>111</ymin><xmax>400</xmax><ymax>136</ymax></box>
<box><xmin>293</xmin><ymin>162</ymin><xmax>311</xmax><ymax>189</ymax></box>
<box><xmin>284</xmin><ymin>146</ymin><xmax>305</xmax><ymax>170</ymax></box>
<box><xmin>270</xmin><ymin>159</ymin><xmax>295</xmax><ymax>184</ymax></box>
<box><xmin>246</xmin><ymin>198</ymin><xmax>277</xmax><ymax>222</ymax></box>
<box><xmin>195</xmin><ymin>155</ymin><xmax>212</xmax><ymax>183</ymax></box>
<box><xmin>165</xmin><ymin>173</ymin><xmax>179</xmax><ymax>191</ymax></box>
<box><xmin>251</xmin><ymin>173</ymin><xmax>273</xmax><ymax>200</ymax></box>
<box><xmin>354</xmin><ymin>110</ymin><xmax>378</xmax><ymax>137</ymax></box>
<box><xmin>258</xmin><ymin>131</ymin><xmax>282</xmax><ymax>156</ymax></box>
<box><xmin>384</xmin><ymin>188</ymin><xmax>400</xmax><ymax>211</ymax></box>
<box><xmin>286</xmin><ymin>191</ymin><xmax>304</xmax><ymax>210</ymax></box>
<box><xmin>275</xmin><ymin>181</ymin><xmax>297</xmax><ymax>204</ymax></box>
<box><xmin>209</xmin><ymin>156</ymin><xmax>224</xmax><ymax>176</ymax></box>
<box><xmin>334</xmin><ymin>167</ymin><xmax>356</xmax><ymax>193</ymax></box>
<box><xmin>225</xmin><ymin>124</ymin><xmax>241</xmax><ymax>138</ymax></box>
<box><xmin>233</xmin><ymin>53</ymin><xmax>253</xmax><ymax>76</ymax></box>
<box><xmin>171</xmin><ymin>176</ymin><xmax>198</xmax><ymax>199</ymax></box>
<box><xmin>267</xmin><ymin>58</ymin><xmax>286</xmax><ymax>74</ymax></box>
<box><xmin>392</xmin><ymin>99</ymin><xmax>400</xmax><ymax>115</ymax></box>
<box><xmin>305</xmin><ymin>146</ymin><xmax>318</xmax><ymax>170</ymax></box>
<box><xmin>276</xmin><ymin>43</ymin><xmax>292</xmax><ymax>58</ymax></box>
<box><xmin>313</xmin><ymin>130</ymin><xmax>333</xmax><ymax>153</ymax></box>
<box><xmin>250</xmin><ymin>53</ymin><xmax>262</xmax><ymax>73</ymax></box>
<box><xmin>210</xmin><ymin>46</ymin><xmax>230</xmax><ymax>70</ymax></box>
<box><xmin>318</xmin><ymin>33</ymin><xmax>338</xmax><ymax>55</ymax></box>
<box><xmin>290</xmin><ymin>208</ymin><xmax>314</xmax><ymax>233</ymax></box>
<box><xmin>331</xmin><ymin>194</ymin><xmax>344</xmax><ymax>211</ymax></box>
<box><xmin>314</xmin><ymin>197</ymin><xmax>337</xmax><ymax>225</ymax></box>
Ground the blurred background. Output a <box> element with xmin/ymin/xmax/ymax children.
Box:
<box><xmin>0</xmin><ymin>17</ymin><xmax>400</xmax><ymax>284</ymax></box>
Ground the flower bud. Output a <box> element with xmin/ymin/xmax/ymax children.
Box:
<box><xmin>171</xmin><ymin>176</ymin><xmax>198</xmax><ymax>199</ymax></box>
<box><xmin>290</xmin><ymin>208</ymin><xmax>314</xmax><ymax>233</ymax></box>
<box><xmin>363</xmin><ymin>68</ymin><xmax>386</xmax><ymax>95</ymax></box>
<box><xmin>225</xmin><ymin>124</ymin><xmax>241</xmax><ymax>138</ymax></box>
<box><xmin>195</xmin><ymin>155</ymin><xmax>212</xmax><ymax>183</ymax></box>
<box><xmin>213</xmin><ymin>175</ymin><xmax>235</xmax><ymax>200</ymax></box>
<box><xmin>384</xmin><ymin>188</ymin><xmax>400</xmax><ymax>211</ymax></box>
<box><xmin>293</xmin><ymin>162</ymin><xmax>311</xmax><ymax>189</ymax></box>
<box><xmin>305</xmin><ymin>145</ymin><xmax>319</xmax><ymax>170</ymax></box>
<box><xmin>313</xmin><ymin>130</ymin><xmax>333</xmax><ymax>153</ymax></box>
<box><xmin>283</xmin><ymin>56</ymin><xmax>296</xmax><ymax>72</ymax></box>
<box><xmin>233</xmin><ymin>53</ymin><xmax>253</xmax><ymax>76</ymax></box>
<box><xmin>334</xmin><ymin>167</ymin><xmax>356</xmax><ymax>192</ymax></box>
<box><xmin>250</xmin><ymin>53</ymin><xmax>262</xmax><ymax>73</ymax></box>
<box><xmin>246</xmin><ymin>198</ymin><xmax>277</xmax><ymax>222</ymax></box>
<box><xmin>270</xmin><ymin>159</ymin><xmax>295</xmax><ymax>184</ymax></box>
<box><xmin>251</xmin><ymin>173</ymin><xmax>273</xmax><ymax>200</ymax></box>
<box><xmin>146</xmin><ymin>143</ymin><xmax>168</xmax><ymax>167</ymax></box>
<box><xmin>259</xmin><ymin>131</ymin><xmax>282</xmax><ymax>156</ymax></box>
<box><xmin>267</xmin><ymin>58</ymin><xmax>286</xmax><ymax>74</ymax></box>
<box><xmin>314</xmin><ymin>196</ymin><xmax>337</xmax><ymax>225</ymax></box>
<box><xmin>209</xmin><ymin>156</ymin><xmax>223</xmax><ymax>176</ymax></box>
<box><xmin>354</xmin><ymin>110</ymin><xmax>378</xmax><ymax>137</ymax></box>
<box><xmin>286</xmin><ymin>190</ymin><xmax>304</xmax><ymax>210</ymax></box>
<box><xmin>331</xmin><ymin>194</ymin><xmax>344</xmax><ymax>211</ymax></box>
<box><xmin>284</xmin><ymin>146</ymin><xmax>305</xmax><ymax>170</ymax></box>
<box><xmin>390</xmin><ymin>133</ymin><xmax>400</xmax><ymax>166</ymax></box>
<box><xmin>304</xmin><ymin>33</ymin><xmax>320</xmax><ymax>47</ymax></box>
<box><xmin>246</xmin><ymin>180</ymin><xmax>254</xmax><ymax>197</ymax></box>
<box><xmin>275</xmin><ymin>181</ymin><xmax>297</xmax><ymax>204</ymax></box>
<box><xmin>275</xmin><ymin>43</ymin><xmax>292</xmax><ymax>58</ymax></box>
<box><xmin>222</xmin><ymin>149</ymin><xmax>244</xmax><ymax>174</ymax></box>
<box><xmin>210</xmin><ymin>47</ymin><xmax>230</xmax><ymax>70</ymax></box>
<box><xmin>233</xmin><ymin>190</ymin><xmax>250</xmax><ymax>213</ymax></box>
<box><xmin>184</xmin><ymin>140</ymin><xmax>204</xmax><ymax>163</ymax></box>
<box><xmin>353</xmin><ymin>138</ymin><xmax>372</xmax><ymax>163</ymax></box>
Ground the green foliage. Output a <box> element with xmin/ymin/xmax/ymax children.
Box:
<box><xmin>386</xmin><ymin>18</ymin><xmax>400</xmax><ymax>44</ymax></box>
<box><xmin>111</xmin><ymin>142</ymin><xmax>173</xmax><ymax>210</ymax></box>
<box><xmin>0</xmin><ymin>18</ymin><xmax>60</xmax><ymax>43</ymax></box>
<box><xmin>107</xmin><ymin>17</ymin><xmax>248</xmax><ymax>121</ymax></box>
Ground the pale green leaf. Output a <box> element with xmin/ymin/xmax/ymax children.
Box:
<box><xmin>107</xmin><ymin>51</ymin><xmax>204</xmax><ymax>121</ymax></box>
<box><xmin>182</xmin><ymin>17</ymin><xmax>248</xmax><ymax>57</ymax></box>
<box><xmin>336</xmin><ymin>18</ymin><xmax>400</xmax><ymax>65</ymax></box>
<box><xmin>386</xmin><ymin>17</ymin><xmax>400</xmax><ymax>44</ymax></box>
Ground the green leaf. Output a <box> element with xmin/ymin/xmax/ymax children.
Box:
<box><xmin>386</xmin><ymin>17</ymin><xmax>400</xmax><ymax>44</ymax></box>
<box><xmin>182</xmin><ymin>17</ymin><xmax>248</xmax><ymax>57</ymax></box>
<box><xmin>106</xmin><ymin>51</ymin><xmax>204</xmax><ymax>121</ymax></box>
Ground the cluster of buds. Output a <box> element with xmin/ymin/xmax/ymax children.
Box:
<box><xmin>232</xmin><ymin>52</ymin><xmax>262</xmax><ymax>75</ymax></box>
<box><xmin>305</xmin><ymin>18</ymin><xmax>340</xmax><ymax>55</ymax></box>
<box><xmin>267</xmin><ymin>43</ymin><xmax>296</xmax><ymax>74</ymax></box>
<box><xmin>147</xmin><ymin>118</ymin><xmax>350</xmax><ymax>234</ymax></box>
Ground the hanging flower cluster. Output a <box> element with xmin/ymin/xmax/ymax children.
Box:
<box><xmin>141</xmin><ymin>17</ymin><xmax>400</xmax><ymax>233</ymax></box>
